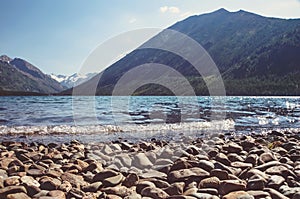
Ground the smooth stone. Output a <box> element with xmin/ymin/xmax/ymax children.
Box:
<box><xmin>20</xmin><ymin>176</ymin><xmax>40</xmax><ymax>187</ymax></box>
<box><xmin>164</xmin><ymin>182</ymin><xmax>184</xmax><ymax>196</ymax></box>
<box><xmin>279</xmin><ymin>185</ymin><xmax>300</xmax><ymax>198</ymax></box>
<box><xmin>120</xmin><ymin>142</ymin><xmax>132</xmax><ymax>150</ymax></box>
<box><xmin>186</xmin><ymin>145</ymin><xmax>201</xmax><ymax>155</ymax></box>
<box><xmin>102</xmin><ymin>186</ymin><xmax>133</xmax><ymax>198</ymax></box>
<box><xmin>168</xmin><ymin>167</ymin><xmax>210</xmax><ymax>183</ymax></box>
<box><xmin>93</xmin><ymin>169</ymin><xmax>119</xmax><ymax>182</ymax></box>
<box><xmin>230</xmin><ymin>162</ymin><xmax>252</xmax><ymax>169</ymax></box>
<box><xmin>106</xmin><ymin>194</ymin><xmax>122</xmax><ymax>199</ymax></box>
<box><xmin>0</xmin><ymin>158</ymin><xmax>15</xmax><ymax>170</ymax></box>
<box><xmin>183</xmin><ymin>187</ymin><xmax>198</xmax><ymax>195</ymax></box>
<box><xmin>141</xmin><ymin>187</ymin><xmax>169</xmax><ymax>199</ymax></box>
<box><xmin>167</xmin><ymin>196</ymin><xmax>197</xmax><ymax>199</ymax></box>
<box><xmin>249</xmin><ymin>148</ymin><xmax>266</xmax><ymax>156</ymax></box>
<box><xmin>39</xmin><ymin>176</ymin><xmax>62</xmax><ymax>190</ymax></box>
<box><xmin>101</xmin><ymin>144</ymin><xmax>113</xmax><ymax>155</ymax></box>
<box><xmin>132</xmin><ymin>153</ymin><xmax>153</xmax><ymax>169</ymax></box>
<box><xmin>103</xmin><ymin>174</ymin><xmax>124</xmax><ymax>187</ymax></box>
<box><xmin>219</xmin><ymin>180</ymin><xmax>246</xmax><ymax>195</ymax></box>
<box><xmin>243</xmin><ymin>169</ymin><xmax>270</xmax><ymax>181</ymax></box>
<box><xmin>6</xmin><ymin>192</ymin><xmax>31</xmax><ymax>199</ymax></box>
<box><xmin>159</xmin><ymin>147</ymin><xmax>174</xmax><ymax>159</ymax></box>
<box><xmin>215</xmin><ymin>153</ymin><xmax>231</xmax><ymax>166</ymax></box>
<box><xmin>0</xmin><ymin>186</ymin><xmax>27</xmax><ymax>197</ymax></box>
<box><xmin>292</xmin><ymin>193</ymin><xmax>300</xmax><ymax>199</ymax></box>
<box><xmin>199</xmin><ymin>177</ymin><xmax>220</xmax><ymax>189</ymax></box>
<box><xmin>139</xmin><ymin>169</ymin><xmax>167</xmax><ymax>179</ymax></box>
<box><xmin>190</xmin><ymin>192</ymin><xmax>219</xmax><ymax>199</ymax></box>
<box><xmin>265</xmin><ymin>165</ymin><xmax>289</xmax><ymax>176</ymax></box>
<box><xmin>68</xmin><ymin>188</ymin><xmax>86</xmax><ymax>199</ymax></box>
<box><xmin>59</xmin><ymin>181</ymin><xmax>72</xmax><ymax>192</ymax></box>
<box><xmin>32</xmin><ymin>190</ymin><xmax>49</xmax><ymax>198</ymax></box>
<box><xmin>122</xmin><ymin>173</ymin><xmax>139</xmax><ymax>188</ymax></box>
<box><xmin>245</xmin><ymin>154</ymin><xmax>259</xmax><ymax>166</ymax></box>
<box><xmin>84</xmin><ymin>162</ymin><xmax>103</xmax><ymax>172</ymax></box>
<box><xmin>136</xmin><ymin>181</ymin><xmax>156</xmax><ymax>194</ymax></box>
<box><xmin>124</xmin><ymin>193</ymin><xmax>142</xmax><ymax>199</ymax></box>
<box><xmin>225</xmin><ymin>142</ymin><xmax>243</xmax><ymax>153</ymax></box>
<box><xmin>247</xmin><ymin>190</ymin><xmax>271</xmax><ymax>199</ymax></box>
<box><xmin>198</xmin><ymin>160</ymin><xmax>214</xmax><ymax>172</ymax></box>
<box><xmin>24</xmin><ymin>185</ymin><xmax>41</xmax><ymax>197</ymax></box>
<box><xmin>26</xmin><ymin>169</ymin><xmax>44</xmax><ymax>177</ymax></box>
<box><xmin>247</xmin><ymin>178</ymin><xmax>265</xmax><ymax>190</ymax></box>
<box><xmin>254</xmin><ymin>161</ymin><xmax>281</xmax><ymax>171</ymax></box>
<box><xmin>214</xmin><ymin>162</ymin><xmax>241</xmax><ymax>176</ymax></box>
<box><xmin>155</xmin><ymin>159</ymin><xmax>174</xmax><ymax>166</ymax></box>
<box><xmin>4</xmin><ymin>176</ymin><xmax>20</xmax><ymax>186</ymax></box>
<box><xmin>74</xmin><ymin>159</ymin><xmax>89</xmax><ymax>170</ymax></box>
<box><xmin>264</xmin><ymin>188</ymin><xmax>289</xmax><ymax>199</ymax></box>
<box><xmin>210</xmin><ymin>169</ymin><xmax>229</xmax><ymax>180</ymax></box>
<box><xmin>170</xmin><ymin>160</ymin><xmax>193</xmax><ymax>172</ymax></box>
<box><xmin>149</xmin><ymin>179</ymin><xmax>170</xmax><ymax>189</ymax></box>
<box><xmin>82</xmin><ymin>181</ymin><xmax>102</xmax><ymax>192</ymax></box>
<box><xmin>61</xmin><ymin>172</ymin><xmax>87</xmax><ymax>188</ymax></box>
<box><xmin>267</xmin><ymin>175</ymin><xmax>285</xmax><ymax>189</ymax></box>
<box><xmin>48</xmin><ymin>190</ymin><xmax>66</xmax><ymax>199</ymax></box>
<box><xmin>222</xmin><ymin>191</ymin><xmax>254</xmax><ymax>199</ymax></box>
<box><xmin>0</xmin><ymin>169</ymin><xmax>8</xmax><ymax>179</ymax></box>
<box><xmin>259</xmin><ymin>152</ymin><xmax>276</xmax><ymax>163</ymax></box>
<box><xmin>227</xmin><ymin>153</ymin><xmax>244</xmax><ymax>162</ymax></box>
<box><xmin>0</xmin><ymin>178</ymin><xmax>3</xmax><ymax>189</ymax></box>
<box><xmin>114</xmin><ymin>154</ymin><xmax>132</xmax><ymax>168</ymax></box>
<box><xmin>45</xmin><ymin>169</ymin><xmax>62</xmax><ymax>178</ymax></box>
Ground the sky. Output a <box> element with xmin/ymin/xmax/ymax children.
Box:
<box><xmin>1</xmin><ymin>0</ymin><xmax>300</xmax><ymax>75</ymax></box>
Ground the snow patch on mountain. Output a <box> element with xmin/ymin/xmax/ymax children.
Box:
<box><xmin>50</xmin><ymin>73</ymin><xmax>97</xmax><ymax>88</ymax></box>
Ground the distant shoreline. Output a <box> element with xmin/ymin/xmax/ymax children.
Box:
<box><xmin>0</xmin><ymin>92</ymin><xmax>299</xmax><ymax>97</ymax></box>
<box><xmin>0</xmin><ymin>90</ymin><xmax>48</xmax><ymax>96</ymax></box>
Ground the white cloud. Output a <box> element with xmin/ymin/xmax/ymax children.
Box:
<box><xmin>169</xmin><ymin>6</ymin><xmax>180</xmax><ymax>14</ymax></box>
<box><xmin>160</xmin><ymin>6</ymin><xmax>168</xmax><ymax>13</ymax></box>
<box><xmin>129</xmin><ymin>18</ymin><xmax>137</xmax><ymax>24</ymax></box>
<box><xmin>160</xmin><ymin>6</ymin><xmax>181</xmax><ymax>14</ymax></box>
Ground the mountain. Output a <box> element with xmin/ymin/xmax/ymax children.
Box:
<box><xmin>0</xmin><ymin>55</ymin><xmax>65</xmax><ymax>94</ymax></box>
<box><xmin>0</xmin><ymin>55</ymin><xmax>12</xmax><ymax>63</ymax></box>
<box><xmin>50</xmin><ymin>73</ymin><xmax>97</xmax><ymax>88</ymax></box>
<box><xmin>63</xmin><ymin>9</ymin><xmax>300</xmax><ymax>95</ymax></box>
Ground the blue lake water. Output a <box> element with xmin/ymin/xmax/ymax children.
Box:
<box><xmin>0</xmin><ymin>96</ymin><xmax>299</xmax><ymax>143</ymax></box>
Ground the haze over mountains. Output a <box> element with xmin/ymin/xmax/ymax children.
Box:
<box><xmin>1</xmin><ymin>9</ymin><xmax>300</xmax><ymax>96</ymax></box>
<box><xmin>64</xmin><ymin>8</ymin><xmax>300</xmax><ymax>96</ymax></box>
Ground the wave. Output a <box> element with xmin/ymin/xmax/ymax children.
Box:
<box><xmin>0</xmin><ymin>120</ymin><xmax>236</xmax><ymax>136</ymax></box>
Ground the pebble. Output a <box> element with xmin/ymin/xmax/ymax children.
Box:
<box><xmin>0</xmin><ymin>131</ymin><xmax>300</xmax><ymax>199</ymax></box>
<box><xmin>199</xmin><ymin>177</ymin><xmax>220</xmax><ymax>189</ymax></box>
<box><xmin>222</xmin><ymin>191</ymin><xmax>254</xmax><ymax>199</ymax></box>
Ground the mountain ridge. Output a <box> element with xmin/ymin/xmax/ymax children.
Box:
<box><xmin>0</xmin><ymin>55</ymin><xmax>65</xmax><ymax>94</ymax></box>
<box><xmin>61</xmin><ymin>8</ymin><xmax>300</xmax><ymax>96</ymax></box>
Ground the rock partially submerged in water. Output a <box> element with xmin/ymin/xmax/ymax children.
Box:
<box><xmin>0</xmin><ymin>130</ymin><xmax>299</xmax><ymax>198</ymax></box>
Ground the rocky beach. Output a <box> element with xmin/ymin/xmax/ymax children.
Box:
<box><xmin>0</xmin><ymin>130</ymin><xmax>299</xmax><ymax>199</ymax></box>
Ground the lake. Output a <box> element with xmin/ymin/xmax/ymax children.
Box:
<box><xmin>0</xmin><ymin>96</ymin><xmax>299</xmax><ymax>143</ymax></box>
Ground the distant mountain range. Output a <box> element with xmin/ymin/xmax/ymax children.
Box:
<box><xmin>50</xmin><ymin>73</ymin><xmax>97</xmax><ymax>88</ymax></box>
<box><xmin>0</xmin><ymin>55</ymin><xmax>65</xmax><ymax>95</ymax></box>
<box><xmin>63</xmin><ymin>8</ymin><xmax>300</xmax><ymax>96</ymax></box>
<box><xmin>1</xmin><ymin>9</ymin><xmax>300</xmax><ymax>96</ymax></box>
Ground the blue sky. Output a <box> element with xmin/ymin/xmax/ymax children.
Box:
<box><xmin>1</xmin><ymin>0</ymin><xmax>300</xmax><ymax>75</ymax></box>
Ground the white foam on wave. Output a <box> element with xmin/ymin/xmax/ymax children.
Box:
<box><xmin>0</xmin><ymin>119</ymin><xmax>236</xmax><ymax>136</ymax></box>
